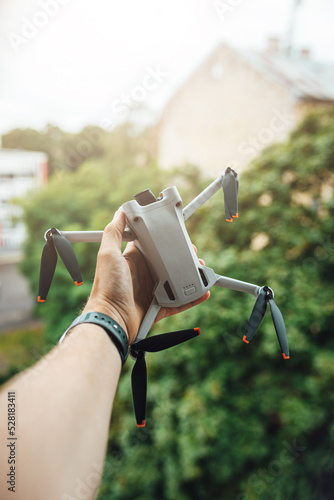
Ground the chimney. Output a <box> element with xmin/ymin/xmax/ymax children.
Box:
<box><xmin>300</xmin><ymin>48</ymin><xmax>311</xmax><ymax>60</ymax></box>
<box><xmin>267</xmin><ymin>37</ymin><xmax>280</xmax><ymax>53</ymax></box>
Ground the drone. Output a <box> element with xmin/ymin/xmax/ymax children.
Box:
<box><xmin>37</xmin><ymin>168</ymin><xmax>289</xmax><ymax>427</ymax></box>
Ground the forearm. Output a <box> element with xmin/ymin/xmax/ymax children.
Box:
<box><xmin>0</xmin><ymin>324</ymin><xmax>121</xmax><ymax>500</ymax></box>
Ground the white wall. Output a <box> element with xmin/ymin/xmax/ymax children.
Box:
<box><xmin>0</xmin><ymin>149</ymin><xmax>48</xmax><ymax>250</ymax></box>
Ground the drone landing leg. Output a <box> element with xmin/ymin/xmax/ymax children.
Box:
<box><xmin>183</xmin><ymin>175</ymin><xmax>223</xmax><ymax>221</ymax></box>
<box><xmin>214</xmin><ymin>274</ymin><xmax>260</xmax><ymax>297</ymax></box>
<box><xmin>134</xmin><ymin>297</ymin><xmax>161</xmax><ymax>344</ymax></box>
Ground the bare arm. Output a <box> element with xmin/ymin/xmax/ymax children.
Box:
<box><xmin>0</xmin><ymin>325</ymin><xmax>121</xmax><ymax>500</ymax></box>
<box><xmin>0</xmin><ymin>209</ymin><xmax>209</xmax><ymax>500</ymax></box>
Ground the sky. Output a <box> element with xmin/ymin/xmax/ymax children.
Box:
<box><xmin>0</xmin><ymin>0</ymin><xmax>333</xmax><ymax>136</ymax></box>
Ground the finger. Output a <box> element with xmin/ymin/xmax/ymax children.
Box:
<box><xmin>177</xmin><ymin>290</ymin><xmax>210</xmax><ymax>313</ymax></box>
<box><xmin>123</xmin><ymin>241</ymin><xmax>137</xmax><ymax>257</ymax></box>
<box><xmin>193</xmin><ymin>244</ymin><xmax>197</xmax><ymax>254</ymax></box>
<box><xmin>156</xmin><ymin>291</ymin><xmax>210</xmax><ymax>323</ymax></box>
<box><xmin>123</xmin><ymin>245</ymin><xmax>149</xmax><ymax>278</ymax></box>
<box><xmin>100</xmin><ymin>209</ymin><xmax>126</xmax><ymax>253</ymax></box>
<box><xmin>198</xmin><ymin>258</ymin><xmax>205</xmax><ymax>266</ymax></box>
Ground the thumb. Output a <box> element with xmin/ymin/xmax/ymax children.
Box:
<box><xmin>101</xmin><ymin>208</ymin><xmax>126</xmax><ymax>252</ymax></box>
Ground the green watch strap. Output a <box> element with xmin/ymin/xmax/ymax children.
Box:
<box><xmin>59</xmin><ymin>312</ymin><xmax>129</xmax><ymax>365</ymax></box>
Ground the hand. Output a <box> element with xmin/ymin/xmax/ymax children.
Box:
<box><xmin>83</xmin><ymin>209</ymin><xmax>210</xmax><ymax>344</ymax></box>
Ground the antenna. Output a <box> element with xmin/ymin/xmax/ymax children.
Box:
<box><xmin>286</xmin><ymin>0</ymin><xmax>302</xmax><ymax>57</ymax></box>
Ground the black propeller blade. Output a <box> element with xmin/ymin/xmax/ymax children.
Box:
<box><xmin>38</xmin><ymin>237</ymin><xmax>57</xmax><ymax>302</ymax></box>
<box><xmin>52</xmin><ymin>231</ymin><xmax>83</xmax><ymax>285</ymax></box>
<box><xmin>222</xmin><ymin>167</ymin><xmax>238</xmax><ymax>222</ymax></box>
<box><xmin>130</xmin><ymin>328</ymin><xmax>201</xmax><ymax>427</ymax></box>
<box><xmin>37</xmin><ymin>228</ymin><xmax>83</xmax><ymax>302</ymax></box>
<box><xmin>135</xmin><ymin>327</ymin><xmax>201</xmax><ymax>352</ymax></box>
<box><xmin>243</xmin><ymin>288</ymin><xmax>267</xmax><ymax>343</ymax></box>
<box><xmin>131</xmin><ymin>351</ymin><xmax>147</xmax><ymax>427</ymax></box>
<box><xmin>268</xmin><ymin>296</ymin><xmax>290</xmax><ymax>359</ymax></box>
<box><xmin>243</xmin><ymin>286</ymin><xmax>289</xmax><ymax>359</ymax></box>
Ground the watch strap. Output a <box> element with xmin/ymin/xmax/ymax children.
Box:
<box><xmin>59</xmin><ymin>312</ymin><xmax>129</xmax><ymax>365</ymax></box>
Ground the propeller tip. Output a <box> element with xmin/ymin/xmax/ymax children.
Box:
<box><xmin>282</xmin><ymin>353</ymin><xmax>290</xmax><ymax>360</ymax></box>
<box><xmin>232</xmin><ymin>213</ymin><xmax>238</xmax><ymax>218</ymax></box>
<box><xmin>242</xmin><ymin>335</ymin><xmax>249</xmax><ymax>344</ymax></box>
<box><xmin>194</xmin><ymin>327</ymin><xmax>201</xmax><ymax>335</ymax></box>
<box><xmin>137</xmin><ymin>420</ymin><xmax>146</xmax><ymax>428</ymax></box>
<box><xmin>75</xmin><ymin>281</ymin><xmax>83</xmax><ymax>287</ymax></box>
<box><xmin>226</xmin><ymin>218</ymin><xmax>233</xmax><ymax>223</ymax></box>
<box><xmin>37</xmin><ymin>296</ymin><xmax>45</xmax><ymax>303</ymax></box>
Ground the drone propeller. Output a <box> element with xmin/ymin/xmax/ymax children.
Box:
<box><xmin>38</xmin><ymin>228</ymin><xmax>83</xmax><ymax>302</ymax></box>
<box><xmin>130</xmin><ymin>328</ymin><xmax>201</xmax><ymax>427</ymax></box>
<box><xmin>222</xmin><ymin>167</ymin><xmax>239</xmax><ymax>222</ymax></box>
<box><xmin>243</xmin><ymin>286</ymin><xmax>289</xmax><ymax>359</ymax></box>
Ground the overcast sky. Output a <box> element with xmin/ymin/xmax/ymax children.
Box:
<box><xmin>0</xmin><ymin>0</ymin><xmax>333</xmax><ymax>136</ymax></box>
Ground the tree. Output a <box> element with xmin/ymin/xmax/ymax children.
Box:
<box><xmin>2</xmin><ymin>122</ymin><xmax>157</xmax><ymax>176</ymax></box>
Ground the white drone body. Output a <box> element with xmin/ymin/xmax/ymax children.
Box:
<box><xmin>124</xmin><ymin>186</ymin><xmax>216</xmax><ymax>305</ymax></box>
<box><xmin>52</xmin><ymin>172</ymin><xmax>261</xmax><ymax>344</ymax></box>
<box><xmin>122</xmin><ymin>185</ymin><xmax>217</xmax><ymax>341</ymax></box>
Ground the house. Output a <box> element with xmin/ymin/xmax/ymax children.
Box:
<box><xmin>157</xmin><ymin>40</ymin><xmax>334</xmax><ymax>177</ymax></box>
<box><xmin>0</xmin><ymin>149</ymin><xmax>48</xmax><ymax>329</ymax></box>
<box><xmin>0</xmin><ymin>149</ymin><xmax>48</xmax><ymax>250</ymax></box>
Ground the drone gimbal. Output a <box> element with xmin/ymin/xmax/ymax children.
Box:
<box><xmin>38</xmin><ymin>168</ymin><xmax>289</xmax><ymax>426</ymax></box>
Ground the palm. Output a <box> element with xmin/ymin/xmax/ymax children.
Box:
<box><xmin>123</xmin><ymin>243</ymin><xmax>210</xmax><ymax>343</ymax></box>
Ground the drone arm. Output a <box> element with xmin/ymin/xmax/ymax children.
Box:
<box><xmin>183</xmin><ymin>175</ymin><xmax>223</xmax><ymax>221</ymax></box>
<box><xmin>215</xmin><ymin>274</ymin><xmax>260</xmax><ymax>297</ymax></box>
<box><xmin>133</xmin><ymin>297</ymin><xmax>161</xmax><ymax>344</ymax></box>
<box><xmin>54</xmin><ymin>227</ymin><xmax>137</xmax><ymax>243</ymax></box>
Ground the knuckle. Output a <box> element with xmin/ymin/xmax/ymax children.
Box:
<box><xmin>97</xmin><ymin>247</ymin><xmax>110</xmax><ymax>261</ymax></box>
<box><xmin>104</xmin><ymin>222</ymin><xmax>114</xmax><ymax>234</ymax></box>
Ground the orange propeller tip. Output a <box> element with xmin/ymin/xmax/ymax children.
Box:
<box><xmin>242</xmin><ymin>335</ymin><xmax>249</xmax><ymax>344</ymax></box>
<box><xmin>37</xmin><ymin>296</ymin><xmax>45</xmax><ymax>303</ymax></box>
<box><xmin>75</xmin><ymin>281</ymin><xmax>83</xmax><ymax>287</ymax></box>
<box><xmin>137</xmin><ymin>420</ymin><xmax>146</xmax><ymax>428</ymax></box>
<box><xmin>226</xmin><ymin>218</ymin><xmax>233</xmax><ymax>223</ymax></box>
<box><xmin>194</xmin><ymin>327</ymin><xmax>201</xmax><ymax>335</ymax></box>
<box><xmin>232</xmin><ymin>213</ymin><xmax>239</xmax><ymax>218</ymax></box>
<box><xmin>282</xmin><ymin>353</ymin><xmax>290</xmax><ymax>359</ymax></box>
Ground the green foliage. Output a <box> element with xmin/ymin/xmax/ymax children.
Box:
<box><xmin>0</xmin><ymin>324</ymin><xmax>45</xmax><ymax>384</ymax></box>
<box><xmin>2</xmin><ymin>122</ymin><xmax>157</xmax><ymax>176</ymax></box>
<box><xmin>20</xmin><ymin>109</ymin><xmax>334</xmax><ymax>499</ymax></box>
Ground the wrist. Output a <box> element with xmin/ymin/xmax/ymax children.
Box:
<box><xmin>60</xmin><ymin>311</ymin><xmax>129</xmax><ymax>366</ymax></box>
<box><xmin>67</xmin><ymin>323</ymin><xmax>122</xmax><ymax>367</ymax></box>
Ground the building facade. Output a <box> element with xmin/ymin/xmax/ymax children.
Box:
<box><xmin>157</xmin><ymin>42</ymin><xmax>334</xmax><ymax>177</ymax></box>
<box><xmin>0</xmin><ymin>149</ymin><xmax>48</xmax><ymax>250</ymax></box>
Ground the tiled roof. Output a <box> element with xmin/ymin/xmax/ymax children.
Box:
<box><xmin>237</xmin><ymin>46</ymin><xmax>334</xmax><ymax>102</ymax></box>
